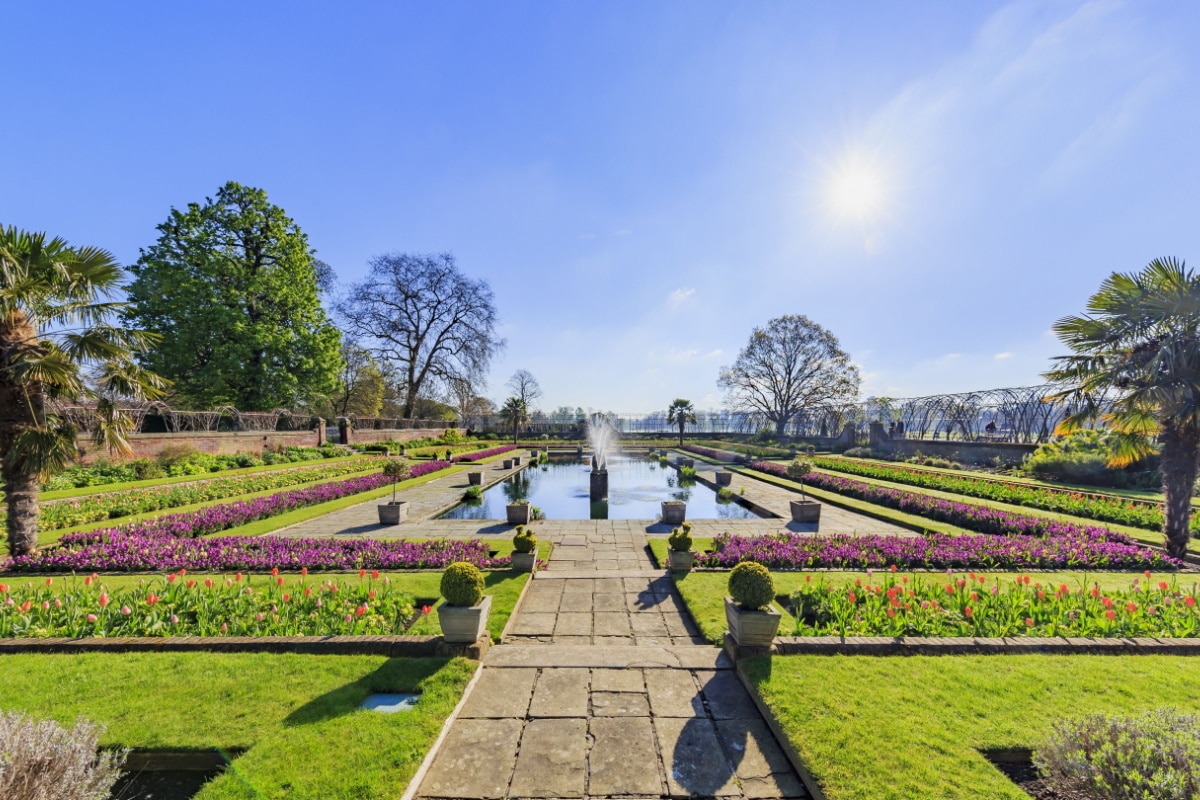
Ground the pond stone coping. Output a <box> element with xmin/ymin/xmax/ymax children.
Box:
<box><xmin>0</xmin><ymin>634</ymin><xmax>486</xmax><ymax>659</ymax></box>
<box><xmin>770</xmin><ymin>635</ymin><xmax>1200</xmax><ymax>656</ymax></box>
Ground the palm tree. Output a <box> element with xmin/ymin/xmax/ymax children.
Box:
<box><xmin>0</xmin><ymin>226</ymin><xmax>167</xmax><ymax>556</ymax></box>
<box><xmin>667</xmin><ymin>398</ymin><xmax>696</xmax><ymax>447</ymax></box>
<box><xmin>499</xmin><ymin>396</ymin><xmax>529</xmax><ymax>445</ymax></box>
<box><xmin>1044</xmin><ymin>257</ymin><xmax>1200</xmax><ymax>560</ymax></box>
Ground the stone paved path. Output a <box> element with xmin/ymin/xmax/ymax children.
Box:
<box><xmin>411</xmin><ymin>525</ymin><xmax>809</xmax><ymax>800</ymax></box>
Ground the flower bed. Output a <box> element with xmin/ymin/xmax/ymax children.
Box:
<box><xmin>681</xmin><ymin>445</ymin><xmax>741</xmax><ymax>462</ymax></box>
<box><xmin>701</xmin><ymin>531</ymin><xmax>1179</xmax><ymax>571</ymax></box>
<box><xmin>10</xmin><ymin>534</ymin><xmax>511</xmax><ymax>573</ymax></box>
<box><xmin>0</xmin><ymin>571</ymin><xmax>425</xmax><ymax>637</ymax></box>
<box><xmin>749</xmin><ymin>461</ymin><xmax>1157</xmax><ymax>542</ymax></box>
<box><xmin>26</xmin><ymin>460</ymin><xmax>452</xmax><ymax>548</ymax></box>
<box><xmin>786</xmin><ymin>570</ymin><xmax>1200</xmax><ymax>638</ymax></box>
<box><xmin>813</xmin><ymin>456</ymin><xmax>1184</xmax><ymax>532</ymax></box>
<box><xmin>20</xmin><ymin>459</ymin><xmax>386</xmax><ymax>532</ymax></box>
<box><xmin>450</xmin><ymin>445</ymin><xmax>520</xmax><ymax>463</ymax></box>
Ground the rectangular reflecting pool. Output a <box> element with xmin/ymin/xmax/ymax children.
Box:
<box><xmin>440</xmin><ymin>455</ymin><xmax>763</xmax><ymax>521</ymax></box>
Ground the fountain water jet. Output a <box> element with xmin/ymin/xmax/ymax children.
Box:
<box><xmin>587</xmin><ymin>413</ymin><xmax>618</xmax><ymax>500</ymax></box>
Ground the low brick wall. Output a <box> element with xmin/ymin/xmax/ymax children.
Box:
<box><xmin>871</xmin><ymin>438</ymin><xmax>1037</xmax><ymax>467</ymax></box>
<box><xmin>76</xmin><ymin>427</ymin><xmax>451</xmax><ymax>464</ymax></box>
<box><xmin>0</xmin><ymin>634</ymin><xmax>485</xmax><ymax>659</ymax></box>
<box><xmin>771</xmin><ymin>635</ymin><xmax>1200</xmax><ymax>656</ymax></box>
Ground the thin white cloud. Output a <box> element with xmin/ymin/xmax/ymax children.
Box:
<box><xmin>994</xmin><ymin>352</ymin><xmax>1015</xmax><ymax>360</ymax></box>
<box><xmin>667</xmin><ymin>288</ymin><xmax>695</xmax><ymax>308</ymax></box>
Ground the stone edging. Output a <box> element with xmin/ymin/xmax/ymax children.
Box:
<box><xmin>0</xmin><ymin>634</ymin><xmax>485</xmax><ymax>659</ymax></box>
<box><xmin>771</xmin><ymin>635</ymin><xmax>1200</xmax><ymax>656</ymax></box>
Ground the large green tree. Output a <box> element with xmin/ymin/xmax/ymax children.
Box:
<box><xmin>123</xmin><ymin>182</ymin><xmax>342</xmax><ymax>410</ymax></box>
<box><xmin>1045</xmin><ymin>257</ymin><xmax>1200</xmax><ymax>560</ymax></box>
<box><xmin>1</xmin><ymin>226</ymin><xmax>166</xmax><ymax>555</ymax></box>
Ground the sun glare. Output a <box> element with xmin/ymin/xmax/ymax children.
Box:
<box><xmin>827</xmin><ymin>157</ymin><xmax>887</xmax><ymax>222</ymax></box>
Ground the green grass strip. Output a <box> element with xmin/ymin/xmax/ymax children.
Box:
<box><xmin>37</xmin><ymin>454</ymin><xmax>377</xmax><ymax>502</ymax></box>
<box><xmin>0</xmin><ymin>652</ymin><xmax>475</xmax><ymax>799</ymax></box>
<box><xmin>745</xmin><ymin>654</ymin><xmax>1200</xmax><ymax>800</ymax></box>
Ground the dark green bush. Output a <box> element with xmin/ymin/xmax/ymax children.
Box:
<box><xmin>1034</xmin><ymin>708</ymin><xmax>1200</xmax><ymax>800</ymax></box>
<box><xmin>1023</xmin><ymin>430</ymin><xmax>1159</xmax><ymax>488</ymax></box>
<box><xmin>441</xmin><ymin>562</ymin><xmax>485</xmax><ymax>606</ymax></box>
<box><xmin>728</xmin><ymin>562</ymin><xmax>774</xmax><ymax>610</ymax></box>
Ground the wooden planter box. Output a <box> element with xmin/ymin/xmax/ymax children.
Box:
<box><xmin>507</xmin><ymin>503</ymin><xmax>532</xmax><ymax>525</ymax></box>
<box><xmin>468</xmin><ymin>472</ymin><xmax>483</xmax><ymax>486</ymax></box>
<box><xmin>789</xmin><ymin>499</ymin><xmax>821</xmax><ymax>524</ymax></box>
<box><xmin>724</xmin><ymin>597</ymin><xmax>781</xmax><ymax>647</ymax></box>
<box><xmin>438</xmin><ymin>595</ymin><xmax>492</xmax><ymax>643</ymax></box>
<box><xmin>661</xmin><ymin>501</ymin><xmax>686</xmax><ymax>525</ymax></box>
<box><xmin>377</xmin><ymin>501</ymin><xmax>409</xmax><ymax>525</ymax></box>
<box><xmin>667</xmin><ymin>549</ymin><xmax>695</xmax><ymax>573</ymax></box>
<box><xmin>511</xmin><ymin>552</ymin><xmax>537</xmax><ymax>572</ymax></box>
<box><xmin>715</xmin><ymin>471</ymin><xmax>733</xmax><ymax>486</ymax></box>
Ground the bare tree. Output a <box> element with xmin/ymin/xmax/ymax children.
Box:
<box><xmin>506</xmin><ymin>369</ymin><xmax>543</xmax><ymax>411</ymax></box>
<box><xmin>337</xmin><ymin>253</ymin><xmax>504</xmax><ymax>419</ymax></box>
<box><xmin>329</xmin><ymin>342</ymin><xmax>383</xmax><ymax>418</ymax></box>
<box><xmin>718</xmin><ymin>314</ymin><xmax>860</xmax><ymax>435</ymax></box>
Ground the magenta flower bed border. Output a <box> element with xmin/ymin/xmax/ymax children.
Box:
<box><xmin>451</xmin><ymin>445</ymin><xmax>520</xmax><ymax>463</ymax></box>
<box><xmin>700</xmin><ymin>531</ymin><xmax>1179</xmax><ymax>571</ymax></box>
<box><xmin>10</xmin><ymin>534</ymin><xmax>512</xmax><ymax>573</ymax></box>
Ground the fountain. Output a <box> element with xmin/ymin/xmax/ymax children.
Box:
<box><xmin>587</xmin><ymin>413</ymin><xmax>617</xmax><ymax>501</ymax></box>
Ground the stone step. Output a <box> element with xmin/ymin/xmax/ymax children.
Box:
<box><xmin>483</xmin><ymin>644</ymin><xmax>732</xmax><ymax>670</ymax></box>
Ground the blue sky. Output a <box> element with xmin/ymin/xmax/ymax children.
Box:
<box><xmin>4</xmin><ymin>1</ymin><xmax>1198</xmax><ymax>413</ymax></box>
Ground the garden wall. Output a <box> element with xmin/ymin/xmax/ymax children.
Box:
<box><xmin>77</xmin><ymin>428</ymin><xmax>451</xmax><ymax>464</ymax></box>
<box><xmin>869</xmin><ymin>432</ymin><xmax>1037</xmax><ymax>466</ymax></box>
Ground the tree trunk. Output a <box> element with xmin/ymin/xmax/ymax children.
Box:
<box><xmin>0</xmin><ymin>312</ymin><xmax>43</xmax><ymax>556</ymax></box>
<box><xmin>513</xmin><ymin>421</ymin><xmax>518</xmax><ymax>445</ymax></box>
<box><xmin>1159</xmin><ymin>425</ymin><xmax>1199</xmax><ymax>561</ymax></box>
<box><xmin>678</xmin><ymin>422</ymin><xmax>684</xmax><ymax>447</ymax></box>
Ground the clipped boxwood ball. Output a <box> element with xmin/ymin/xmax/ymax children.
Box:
<box><xmin>512</xmin><ymin>526</ymin><xmax>537</xmax><ymax>554</ymax></box>
<box><xmin>728</xmin><ymin>561</ymin><xmax>774</xmax><ymax>610</ymax></box>
<box><xmin>441</xmin><ymin>561</ymin><xmax>485</xmax><ymax>607</ymax></box>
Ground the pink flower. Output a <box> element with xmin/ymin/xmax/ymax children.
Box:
<box><xmin>170</xmin><ymin>615</ymin><xmax>179</xmax><ymax>624</ymax></box>
<box><xmin>120</xmin><ymin>606</ymin><xmax>132</xmax><ymax>616</ymax></box>
<box><xmin>87</xmin><ymin>613</ymin><xmax>98</xmax><ymax>623</ymax></box>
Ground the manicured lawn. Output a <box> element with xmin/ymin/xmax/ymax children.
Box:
<box><xmin>664</xmin><ymin>564</ymin><xmax>1190</xmax><ymax>644</ymax></box>
<box><xmin>744</xmin><ymin>654</ymin><xmax>1200</xmax><ymax>800</ymax></box>
<box><xmin>0</xmin><ymin>652</ymin><xmax>475</xmax><ymax>799</ymax></box>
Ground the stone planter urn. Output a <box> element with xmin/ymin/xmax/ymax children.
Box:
<box><xmin>715</xmin><ymin>471</ymin><xmax>733</xmax><ymax>486</ymax></box>
<box><xmin>468</xmin><ymin>471</ymin><xmax>483</xmax><ymax>486</ymax></box>
<box><xmin>377</xmin><ymin>501</ymin><xmax>409</xmax><ymax>525</ymax></box>
<box><xmin>529</xmin><ymin>450</ymin><xmax>539</xmax><ymax>459</ymax></box>
<box><xmin>680</xmin><ymin>458</ymin><xmax>695</xmax><ymax>468</ymax></box>
<box><xmin>512</xmin><ymin>456</ymin><xmax>522</xmax><ymax>466</ymax></box>
<box><xmin>511</xmin><ymin>552</ymin><xmax>537</xmax><ymax>572</ymax></box>
<box><xmin>724</xmin><ymin>597</ymin><xmax>781</xmax><ymax>647</ymax></box>
<box><xmin>438</xmin><ymin>595</ymin><xmax>492</xmax><ymax>643</ymax></box>
<box><xmin>661</xmin><ymin>501</ymin><xmax>686</xmax><ymax>525</ymax></box>
<box><xmin>507</xmin><ymin>503</ymin><xmax>532</xmax><ymax>525</ymax></box>
<box><xmin>502</xmin><ymin>459</ymin><xmax>514</xmax><ymax>469</ymax></box>
<box><xmin>668</xmin><ymin>549</ymin><xmax>695</xmax><ymax>573</ymax></box>
<box><xmin>789</xmin><ymin>499</ymin><xmax>821</xmax><ymax>524</ymax></box>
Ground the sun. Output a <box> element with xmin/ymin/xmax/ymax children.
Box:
<box><xmin>827</xmin><ymin>157</ymin><xmax>887</xmax><ymax>222</ymax></box>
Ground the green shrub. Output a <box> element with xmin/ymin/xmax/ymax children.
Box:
<box><xmin>679</xmin><ymin>466</ymin><xmax>697</xmax><ymax>479</ymax></box>
<box><xmin>441</xmin><ymin>428</ymin><xmax>464</xmax><ymax>444</ymax></box>
<box><xmin>786</xmin><ymin>459</ymin><xmax>813</xmax><ymax>481</ymax></box>
<box><xmin>512</xmin><ymin>526</ymin><xmax>537</xmax><ymax>554</ymax></box>
<box><xmin>667</xmin><ymin>527</ymin><xmax>693</xmax><ymax>552</ymax></box>
<box><xmin>728</xmin><ymin>562</ymin><xmax>774</xmax><ymax>610</ymax></box>
<box><xmin>440</xmin><ymin>562</ymin><xmax>485</xmax><ymax>607</ymax></box>
<box><xmin>382</xmin><ymin>458</ymin><xmax>411</xmax><ymax>481</ymax></box>
<box><xmin>464</xmin><ymin>485</ymin><xmax>483</xmax><ymax>500</ymax></box>
<box><xmin>717</xmin><ymin>487</ymin><xmax>734</xmax><ymax>501</ymax></box>
<box><xmin>1023</xmin><ymin>430</ymin><xmax>1159</xmax><ymax>488</ymax></box>
<box><xmin>1034</xmin><ymin>708</ymin><xmax>1200</xmax><ymax>800</ymax></box>
<box><xmin>156</xmin><ymin>443</ymin><xmax>201</xmax><ymax>468</ymax></box>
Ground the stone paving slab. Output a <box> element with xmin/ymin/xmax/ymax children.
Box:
<box><xmin>483</xmin><ymin>645</ymin><xmax>732</xmax><ymax>669</ymax></box>
<box><xmin>509</xmin><ymin>718</ymin><xmax>588</xmax><ymax>798</ymax></box>
<box><xmin>459</xmin><ymin>668</ymin><xmax>537</xmax><ymax>718</ymax></box>
<box><xmin>528</xmin><ymin>668</ymin><xmax>590</xmax><ymax>718</ymax></box>
<box><xmin>655</xmin><ymin>716</ymin><xmax>742</xmax><ymax>797</ymax></box>
<box><xmin>588</xmin><ymin>717</ymin><xmax>664</xmax><ymax>796</ymax></box>
<box><xmin>417</xmin><ymin>718</ymin><xmax>523</xmax><ymax>799</ymax></box>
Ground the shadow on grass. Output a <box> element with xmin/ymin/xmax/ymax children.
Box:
<box><xmin>283</xmin><ymin>658</ymin><xmax>447</xmax><ymax>727</ymax></box>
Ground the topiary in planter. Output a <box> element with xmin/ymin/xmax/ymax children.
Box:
<box><xmin>786</xmin><ymin>458</ymin><xmax>814</xmax><ymax>500</ymax></box>
<box><xmin>441</xmin><ymin>561</ymin><xmax>485</xmax><ymax>607</ymax></box>
<box><xmin>512</xmin><ymin>525</ymin><xmax>537</xmax><ymax>554</ymax></box>
<box><xmin>382</xmin><ymin>458</ymin><xmax>412</xmax><ymax>503</ymax></box>
<box><xmin>667</xmin><ymin>527</ymin><xmax>693</xmax><ymax>552</ymax></box>
<box><xmin>728</xmin><ymin>561</ymin><xmax>775</xmax><ymax>610</ymax></box>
